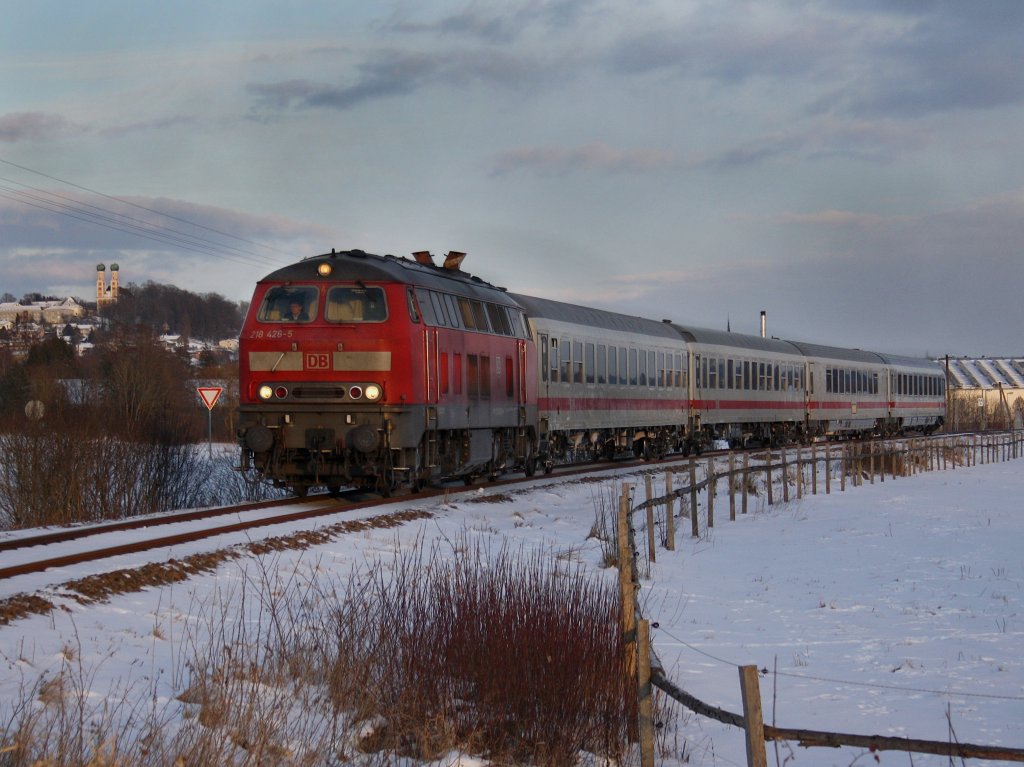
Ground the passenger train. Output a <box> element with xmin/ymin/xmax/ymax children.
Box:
<box><xmin>237</xmin><ymin>249</ymin><xmax>945</xmax><ymax>495</ymax></box>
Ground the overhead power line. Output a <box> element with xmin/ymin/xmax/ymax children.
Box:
<box><xmin>0</xmin><ymin>156</ymin><xmax>296</xmax><ymax>271</ymax></box>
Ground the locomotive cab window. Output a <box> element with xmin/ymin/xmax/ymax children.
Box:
<box><xmin>326</xmin><ymin>286</ymin><xmax>387</xmax><ymax>322</ymax></box>
<box><xmin>257</xmin><ymin>286</ymin><xmax>320</xmax><ymax>323</ymax></box>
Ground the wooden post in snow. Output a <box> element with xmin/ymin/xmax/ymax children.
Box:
<box><xmin>665</xmin><ymin>470</ymin><xmax>675</xmax><ymax>551</ymax></box>
<box><xmin>738</xmin><ymin>665</ymin><xmax>768</xmax><ymax>767</ymax></box>
<box><xmin>644</xmin><ymin>474</ymin><xmax>656</xmax><ymax>564</ymax></box>
<box><xmin>742</xmin><ymin>452</ymin><xmax>750</xmax><ymax>515</ymax></box>
<box><xmin>637</xmin><ymin>619</ymin><xmax>655</xmax><ymax>767</ymax></box>
<box><xmin>689</xmin><ymin>458</ymin><xmax>699</xmax><ymax>538</ymax></box>
<box><xmin>617</xmin><ymin>484</ymin><xmax>636</xmax><ymax>684</ymax></box>
<box><xmin>729</xmin><ymin>452</ymin><xmax>737</xmax><ymax>520</ymax></box>
<box><xmin>781</xmin><ymin>448</ymin><xmax>789</xmax><ymax>503</ymax></box>
<box><xmin>706</xmin><ymin>457</ymin><xmax>715</xmax><ymax>528</ymax></box>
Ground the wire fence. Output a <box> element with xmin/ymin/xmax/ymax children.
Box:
<box><xmin>614</xmin><ymin>430</ymin><xmax>1024</xmax><ymax>766</ymax></box>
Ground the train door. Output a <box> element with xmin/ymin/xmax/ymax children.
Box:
<box><xmin>805</xmin><ymin>361</ymin><xmax>816</xmax><ymax>433</ymax></box>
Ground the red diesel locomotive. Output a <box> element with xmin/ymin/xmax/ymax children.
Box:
<box><xmin>237</xmin><ymin>249</ymin><xmax>538</xmax><ymax>495</ymax></box>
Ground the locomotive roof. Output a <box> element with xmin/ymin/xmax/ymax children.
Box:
<box><xmin>507</xmin><ymin>293</ymin><xmax>682</xmax><ymax>339</ymax></box>
<box><xmin>670</xmin><ymin>325</ymin><xmax>804</xmax><ymax>356</ymax></box>
<box><xmin>258</xmin><ymin>249</ymin><xmax>518</xmax><ymax>305</ymax></box>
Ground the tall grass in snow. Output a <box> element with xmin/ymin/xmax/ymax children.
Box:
<box><xmin>1</xmin><ymin>537</ymin><xmax>633</xmax><ymax>766</ymax></box>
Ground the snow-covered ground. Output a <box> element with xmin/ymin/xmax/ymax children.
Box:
<box><xmin>1</xmin><ymin>452</ymin><xmax>1022</xmax><ymax>766</ymax></box>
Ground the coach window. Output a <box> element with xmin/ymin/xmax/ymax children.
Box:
<box><xmin>638</xmin><ymin>350</ymin><xmax>647</xmax><ymax>386</ymax></box>
<box><xmin>560</xmin><ymin>339</ymin><xmax>571</xmax><ymax>382</ymax></box>
<box><xmin>540</xmin><ymin>335</ymin><xmax>549</xmax><ymax>383</ymax></box>
<box><xmin>707</xmin><ymin>357</ymin><xmax>716</xmax><ymax>389</ymax></box>
<box><xmin>628</xmin><ymin>349</ymin><xmax>638</xmax><ymax>386</ymax></box>
<box><xmin>597</xmin><ymin>345</ymin><xmax>607</xmax><ymax>385</ymax></box>
<box><xmin>619</xmin><ymin>348</ymin><xmax>628</xmax><ymax>386</ymax></box>
<box><xmin>573</xmin><ymin>342</ymin><xmax>584</xmax><ymax>384</ymax></box>
<box><xmin>585</xmin><ymin>343</ymin><xmax>596</xmax><ymax>384</ymax></box>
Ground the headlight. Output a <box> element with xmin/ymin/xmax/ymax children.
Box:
<box><xmin>258</xmin><ymin>384</ymin><xmax>274</xmax><ymax>400</ymax></box>
<box><xmin>318</xmin><ymin>262</ymin><xmax>333</xmax><ymax>277</ymax></box>
<box><xmin>348</xmin><ymin>385</ymin><xmax>363</xmax><ymax>399</ymax></box>
<box><xmin>364</xmin><ymin>384</ymin><xmax>382</xmax><ymax>401</ymax></box>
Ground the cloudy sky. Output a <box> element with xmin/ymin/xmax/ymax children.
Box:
<box><xmin>2</xmin><ymin>0</ymin><xmax>1022</xmax><ymax>356</ymax></box>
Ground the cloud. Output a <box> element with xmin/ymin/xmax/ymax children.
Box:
<box><xmin>381</xmin><ymin>0</ymin><xmax>600</xmax><ymax>44</ymax></box>
<box><xmin>0</xmin><ymin>112</ymin><xmax>85</xmax><ymax>143</ymax></box>
<box><xmin>491</xmin><ymin>142</ymin><xmax>676</xmax><ymax>176</ymax></box>
<box><xmin>808</xmin><ymin>3</ymin><xmax>1024</xmax><ymax>118</ymax></box>
<box><xmin>602</xmin><ymin>3</ymin><xmax>1024</xmax><ymax>119</ymax></box>
<box><xmin>247</xmin><ymin>47</ymin><xmax>545</xmax><ymax>117</ymax></box>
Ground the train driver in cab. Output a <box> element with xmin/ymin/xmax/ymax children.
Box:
<box><xmin>285</xmin><ymin>298</ymin><xmax>308</xmax><ymax>321</ymax></box>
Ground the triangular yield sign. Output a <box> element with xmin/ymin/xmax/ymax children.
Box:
<box><xmin>197</xmin><ymin>386</ymin><xmax>223</xmax><ymax>410</ymax></box>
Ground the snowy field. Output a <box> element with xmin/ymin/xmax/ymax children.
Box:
<box><xmin>0</xmin><ymin>451</ymin><xmax>1022</xmax><ymax>766</ymax></box>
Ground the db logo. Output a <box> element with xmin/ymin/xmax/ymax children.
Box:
<box><xmin>305</xmin><ymin>352</ymin><xmax>330</xmax><ymax>370</ymax></box>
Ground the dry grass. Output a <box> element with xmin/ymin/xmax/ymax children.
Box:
<box><xmin>1</xmin><ymin>536</ymin><xmax>635</xmax><ymax>766</ymax></box>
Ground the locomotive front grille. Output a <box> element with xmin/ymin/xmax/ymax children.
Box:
<box><xmin>290</xmin><ymin>385</ymin><xmax>349</xmax><ymax>399</ymax></box>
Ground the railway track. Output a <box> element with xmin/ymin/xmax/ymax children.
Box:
<box><xmin>0</xmin><ymin>432</ymin><xmax>981</xmax><ymax>586</ymax></box>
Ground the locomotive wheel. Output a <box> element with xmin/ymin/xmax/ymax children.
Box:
<box><xmin>524</xmin><ymin>455</ymin><xmax>537</xmax><ymax>477</ymax></box>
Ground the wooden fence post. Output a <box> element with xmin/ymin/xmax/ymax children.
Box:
<box><xmin>742</xmin><ymin>452</ymin><xmax>750</xmax><ymax>515</ymax></box>
<box><xmin>812</xmin><ymin>444</ymin><xmax>818</xmax><ymax>495</ymax></box>
<box><xmin>766</xmin><ymin>448</ymin><xmax>774</xmax><ymax>506</ymax></box>
<box><xmin>738</xmin><ymin>665</ymin><xmax>768</xmax><ymax>767</ymax></box>
<box><xmin>729</xmin><ymin>453</ymin><xmax>737</xmax><ymax>521</ymax></box>
<box><xmin>617</xmin><ymin>485</ymin><xmax>636</xmax><ymax>684</ymax></box>
<box><xmin>781</xmin><ymin>448</ymin><xmax>790</xmax><ymax>503</ymax></box>
<box><xmin>665</xmin><ymin>470</ymin><xmax>675</xmax><ymax>551</ymax></box>
<box><xmin>637</xmin><ymin>620</ymin><xmax>655</xmax><ymax>767</ymax></box>
<box><xmin>689</xmin><ymin>458</ymin><xmax>699</xmax><ymax>538</ymax></box>
<box><xmin>644</xmin><ymin>474</ymin><xmax>656</xmax><ymax>564</ymax></box>
<box><xmin>840</xmin><ymin>444</ymin><xmax>846</xmax><ymax>492</ymax></box>
<box><xmin>796</xmin><ymin>448</ymin><xmax>803</xmax><ymax>499</ymax></box>
<box><xmin>706</xmin><ymin>457</ymin><xmax>715</xmax><ymax>528</ymax></box>
<box><xmin>824</xmin><ymin>446</ymin><xmax>831</xmax><ymax>495</ymax></box>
